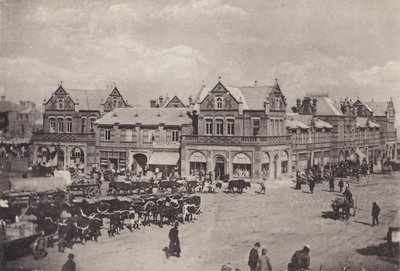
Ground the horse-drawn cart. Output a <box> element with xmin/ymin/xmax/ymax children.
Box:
<box><xmin>68</xmin><ymin>178</ymin><xmax>101</xmax><ymax>199</ymax></box>
<box><xmin>0</xmin><ymin>221</ymin><xmax>48</xmax><ymax>266</ymax></box>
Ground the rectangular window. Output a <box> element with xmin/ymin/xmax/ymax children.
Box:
<box><xmin>125</xmin><ymin>129</ymin><xmax>133</xmax><ymax>141</ymax></box>
<box><xmin>19</xmin><ymin>114</ymin><xmax>23</xmax><ymax>120</ymax></box>
<box><xmin>49</xmin><ymin>118</ymin><xmax>56</xmax><ymax>133</ymax></box>
<box><xmin>66</xmin><ymin>118</ymin><xmax>72</xmax><ymax>133</ymax></box>
<box><xmin>172</xmin><ymin>130</ymin><xmax>179</xmax><ymax>142</ymax></box>
<box><xmin>104</xmin><ymin>129</ymin><xmax>111</xmax><ymax>141</ymax></box>
<box><xmin>19</xmin><ymin>124</ymin><xmax>24</xmax><ymax>134</ymax></box>
<box><xmin>147</xmin><ymin>130</ymin><xmax>155</xmax><ymax>142</ymax></box>
<box><xmin>58</xmin><ymin>118</ymin><xmax>64</xmax><ymax>132</ymax></box>
<box><xmin>205</xmin><ymin>119</ymin><xmax>213</xmax><ymax>135</ymax></box>
<box><xmin>252</xmin><ymin>118</ymin><xmax>260</xmax><ymax>136</ymax></box>
<box><xmin>227</xmin><ymin>119</ymin><xmax>235</xmax><ymax>135</ymax></box>
<box><xmin>81</xmin><ymin>117</ymin><xmax>86</xmax><ymax>133</ymax></box>
<box><xmin>216</xmin><ymin>119</ymin><xmax>224</xmax><ymax>135</ymax></box>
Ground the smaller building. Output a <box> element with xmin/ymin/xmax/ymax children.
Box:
<box><xmin>150</xmin><ymin>95</ymin><xmax>187</xmax><ymax>108</ymax></box>
<box><xmin>95</xmin><ymin>107</ymin><xmax>191</xmax><ymax>177</ymax></box>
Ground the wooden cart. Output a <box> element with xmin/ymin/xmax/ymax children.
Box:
<box><xmin>0</xmin><ymin>223</ymin><xmax>48</xmax><ymax>266</ymax></box>
<box><xmin>67</xmin><ymin>179</ymin><xmax>101</xmax><ymax>199</ymax></box>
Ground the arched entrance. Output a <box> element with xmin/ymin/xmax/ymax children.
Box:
<box><xmin>344</xmin><ymin>150</ymin><xmax>350</xmax><ymax>161</ymax></box>
<box><xmin>214</xmin><ymin>156</ymin><xmax>225</xmax><ymax>180</ymax></box>
<box><xmin>339</xmin><ymin>150</ymin><xmax>345</xmax><ymax>162</ymax></box>
<box><xmin>57</xmin><ymin>150</ymin><xmax>65</xmax><ymax>169</ymax></box>
<box><xmin>232</xmin><ymin>153</ymin><xmax>252</xmax><ymax>178</ymax></box>
<box><xmin>133</xmin><ymin>153</ymin><xmax>147</xmax><ymax>174</ymax></box>
<box><xmin>37</xmin><ymin>146</ymin><xmax>50</xmax><ymax>163</ymax></box>
<box><xmin>261</xmin><ymin>152</ymin><xmax>270</xmax><ymax>180</ymax></box>
<box><xmin>70</xmin><ymin>147</ymin><xmax>85</xmax><ymax>171</ymax></box>
<box><xmin>189</xmin><ymin>151</ymin><xmax>207</xmax><ymax>174</ymax></box>
<box><xmin>273</xmin><ymin>154</ymin><xmax>279</xmax><ymax>179</ymax></box>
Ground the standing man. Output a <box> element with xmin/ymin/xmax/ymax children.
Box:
<box><xmin>308</xmin><ymin>177</ymin><xmax>315</xmax><ymax>194</ymax></box>
<box><xmin>169</xmin><ymin>222</ymin><xmax>181</xmax><ymax>257</ymax></box>
<box><xmin>248</xmin><ymin>242</ymin><xmax>260</xmax><ymax>271</ymax></box>
<box><xmin>338</xmin><ymin>179</ymin><xmax>344</xmax><ymax>193</ymax></box>
<box><xmin>61</xmin><ymin>253</ymin><xmax>76</xmax><ymax>271</ymax></box>
<box><xmin>329</xmin><ymin>176</ymin><xmax>335</xmax><ymax>192</ymax></box>
<box><xmin>372</xmin><ymin>202</ymin><xmax>380</xmax><ymax>226</ymax></box>
<box><xmin>289</xmin><ymin>245</ymin><xmax>310</xmax><ymax>271</ymax></box>
<box><xmin>258</xmin><ymin>248</ymin><xmax>272</xmax><ymax>271</ymax></box>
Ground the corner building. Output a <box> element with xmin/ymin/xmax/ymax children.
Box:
<box><xmin>181</xmin><ymin>80</ymin><xmax>292</xmax><ymax>181</ymax></box>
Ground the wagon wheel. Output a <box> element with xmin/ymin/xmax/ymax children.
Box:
<box><xmin>86</xmin><ymin>187</ymin><xmax>100</xmax><ymax>199</ymax></box>
<box><xmin>32</xmin><ymin>236</ymin><xmax>47</xmax><ymax>260</ymax></box>
<box><xmin>144</xmin><ymin>201</ymin><xmax>155</xmax><ymax>212</ymax></box>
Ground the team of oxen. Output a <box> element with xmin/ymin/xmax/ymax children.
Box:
<box><xmin>0</xmin><ymin>193</ymin><xmax>201</xmax><ymax>253</ymax></box>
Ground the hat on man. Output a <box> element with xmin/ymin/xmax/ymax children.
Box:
<box><xmin>304</xmin><ymin>245</ymin><xmax>311</xmax><ymax>251</ymax></box>
<box><xmin>255</xmin><ymin>242</ymin><xmax>260</xmax><ymax>247</ymax></box>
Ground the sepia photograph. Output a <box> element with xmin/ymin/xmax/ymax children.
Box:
<box><xmin>0</xmin><ymin>0</ymin><xmax>399</xmax><ymax>270</ymax></box>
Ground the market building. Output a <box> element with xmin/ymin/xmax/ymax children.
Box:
<box><xmin>180</xmin><ymin>79</ymin><xmax>292</xmax><ymax>181</ymax></box>
<box><xmin>95</xmin><ymin>107</ymin><xmax>191</xmax><ymax>177</ymax></box>
<box><xmin>31</xmin><ymin>83</ymin><xmax>128</xmax><ymax>170</ymax></box>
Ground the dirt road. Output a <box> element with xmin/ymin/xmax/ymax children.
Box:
<box><xmin>5</xmin><ymin>173</ymin><xmax>400</xmax><ymax>271</ymax></box>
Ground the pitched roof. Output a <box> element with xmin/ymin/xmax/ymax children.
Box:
<box><xmin>0</xmin><ymin>100</ymin><xmax>22</xmax><ymax>113</ymax></box>
<box><xmin>308</xmin><ymin>95</ymin><xmax>343</xmax><ymax>116</ymax></box>
<box><xmin>366</xmin><ymin>101</ymin><xmax>388</xmax><ymax>117</ymax></box>
<box><xmin>286</xmin><ymin>113</ymin><xmax>333</xmax><ymax>130</ymax></box>
<box><xmin>192</xmin><ymin>84</ymin><xmax>275</xmax><ymax>111</ymax></box>
<box><xmin>66</xmin><ymin>88</ymin><xmax>110</xmax><ymax>111</ymax></box>
<box><xmin>96</xmin><ymin>108</ymin><xmax>191</xmax><ymax>126</ymax></box>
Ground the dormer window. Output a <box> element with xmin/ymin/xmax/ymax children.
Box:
<box><xmin>57</xmin><ymin>98</ymin><xmax>64</xmax><ymax>110</ymax></box>
<box><xmin>215</xmin><ymin>97</ymin><xmax>223</xmax><ymax>109</ymax></box>
<box><xmin>275</xmin><ymin>98</ymin><xmax>280</xmax><ymax>109</ymax></box>
<box><xmin>112</xmin><ymin>99</ymin><xmax>119</xmax><ymax>108</ymax></box>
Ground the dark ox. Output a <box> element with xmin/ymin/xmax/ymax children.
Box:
<box><xmin>227</xmin><ymin>179</ymin><xmax>251</xmax><ymax>194</ymax></box>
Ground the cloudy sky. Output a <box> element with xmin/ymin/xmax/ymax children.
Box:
<box><xmin>1</xmin><ymin>0</ymin><xmax>399</xmax><ymax>122</ymax></box>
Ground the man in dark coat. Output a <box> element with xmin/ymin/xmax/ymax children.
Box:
<box><xmin>308</xmin><ymin>177</ymin><xmax>315</xmax><ymax>194</ymax></box>
<box><xmin>169</xmin><ymin>222</ymin><xmax>181</xmax><ymax>257</ymax></box>
<box><xmin>329</xmin><ymin>176</ymin><xmax>335</xmax><ymax>192</ymax></box>
<box><xmin>372</xmin><ymin>202</ymin><xmax>380</xmax><ymax>226</ymax></box>
<box><xmin>61</xmin><ymin>253</ymin><xmax>76</xmax><ymax>271</ymax></box>
<box><xmin>338</xmin><ymin>179</ymin><xmax>344</xmax><ymax>193</ymax></box>
<box><xmin>248</xmin><ymin>242</ymin><xmax>260</xmax><ymax>271</ymax></box>
<box><xmin>288</xmin><ymin>245</ymin><xmax>310</xmax><ymax>271</ymax></box>
<box><xmin>295</xmin><ymin>171</ymin><xmax>302</xmax><ymax>190</ymax></box>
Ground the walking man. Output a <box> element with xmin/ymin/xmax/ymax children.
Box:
<box><xmin>329</xmin><ymin>176</ymin><xmax>335</xmax><ymax>192</ymax></box>
<box><xmin>248</xmin><ymin>242</ymin><xmax>260</xmax><ymax>271</ymax></box>
<box><xmin>258</xmin><ymin>248</ymin><xmax>272</xmax><ymax>271</ymax></box>
<box><xmin>308</xmin><ymin>177</ymin><xmax>315</xmax><ymax>194</ymax></box>
<box><xmin>168</xmin><ymin>222</ymin><xmax>181</xmax><ymax>257</ymax></box>
<box><xmin>372</xmin><ymin>202</ymin><xmax>380</xmax><ymax>226</ymax></box>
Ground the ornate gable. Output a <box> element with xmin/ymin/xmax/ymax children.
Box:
<box><xmin>103</xmin><ymin>86</ymin><xmax>128</xmax><ymax>112</ymax></box>
<box><xmin>268</xmin><ymin>79</ymin><xmax>287</xmax><ymax>111</ymax></box>
<box><xmin>44</xmin><ymin>85</ymin><xmax>75</xmax><ymax>111</ymax></box>
<box><xmin>164</xmin><ymin>96</ymin><xmax>186</xmax><ymax>108</ymax></box>
<box><xmin>353</xmin><ymin>99</ymin><xmax>373</xmax><ymax>117</ymax></box>
<box><xmin>199</xmin><ymin>82</ymin><xmax>239</xmax><ymax>111</ymax></box>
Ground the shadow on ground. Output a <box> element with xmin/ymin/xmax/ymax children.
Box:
<box><xmin>356</xmin><ymin>242</ymin><xmax>400</xmax><ymax>265</ymax></box>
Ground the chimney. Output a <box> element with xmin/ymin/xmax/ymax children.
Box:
<box><xmin>296</xmin><ymin>99</ymin><xmax>301</xmax><ymax>110</ymax></box>
<box><xmin>312</xmin><ymin>98</ymin><xmax>317</xmax><ymax>115</ymax></box>
<box><xmin>159</xmin><ymin>96</ymin><xmax>164</xmax><ymax>107</ymax></box>
<box><xmin>75</xmin><ymin>99</ymin><xmax>80</xmax><ymax>112</ymax></box>
<box><xmin>264</xmin><ymin>97</ymin><xmax>270</xmax><ymax>115</ymax></box>
<box><xmin>238</xmin><ymin>96</ymin><xmax>243</xmax><ymax>115</ymax></box>
<box><xmin>150</xmin><ymin>99</ymin><xmax>157</xmax><ymax>108</ymax></box>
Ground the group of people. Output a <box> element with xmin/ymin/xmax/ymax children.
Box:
<box><xmin>248</xmin><ymin>242</ymin><xmax>311</xmax><ymax>271</ymax></box>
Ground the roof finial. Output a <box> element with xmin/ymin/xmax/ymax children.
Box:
<box><xmin>275</xmin><ymin>78</ymin><xmax>278</xmax><ymax>83</ymax></box>
<box><xmin>254</xmin><ymin>80</ymin><xmax>258</xmax><ymax>87</ymax></box>
<box><xmin>60</xmin><ymin>81</ymin><xmax>63</xmax><ymax>86</ymax></box>
<box><xmin>218</xmin><ymin>76</ymin><xmax>221</xmax><ymax>82</ymax></box>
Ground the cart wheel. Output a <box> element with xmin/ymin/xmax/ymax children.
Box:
<box><xmin>144</xmin><ymin>201</ymin><xmax>155</xmax><ymax>212</ymax></box>
<box><xmin>86</xmin><ymin>187</ymin><xmax>100</xmax><ymax>199</ymax></box>
<box><xmin>33</xmin><ymin>236</ymin><xmax>47</xmax><ymax>260</ymax></box>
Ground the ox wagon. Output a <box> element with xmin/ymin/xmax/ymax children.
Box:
<box><xmin>0</xmin><ymin>221</ymin><xmax>48</xmax><ymax>266</ymax></box>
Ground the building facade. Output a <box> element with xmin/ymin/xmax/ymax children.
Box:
<box><xmin>95</xmin><ymin>108</ymin><xmax>191</xmax><ymax>176</ymax></box>
<box><xmin>180</xmin><ymin>80</ymin><xmax>292</xmax><ymax>181</ymax></box>
<box><xmin>32</xmin><ymin>84</ymin><xmax>128</xmax><ymax>169</ymax></box>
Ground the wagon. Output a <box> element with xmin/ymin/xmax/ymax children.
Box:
<box><xmin>67</xmin><ymin>178</ymin><xmax>101</xmax><ymax>199</ymax></box>
<box><xmin>0</xmin><ymin>222</ymin><xmax>48</xmax><ymax>266</ymax></box>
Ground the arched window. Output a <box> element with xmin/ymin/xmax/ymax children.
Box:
<box><xmin>232</xmin><ymin>153</ymin><xmax>252</xmax><ymax>178</ymax></box>
<box><xmin>70</xmin><ymin>147</ymin><xmax>85</xmax><ymax>165</ymax></box>
<box><xmin>37</xmin><ymin>146</ymin><xmax>50</xmax><ymax>163</ymax></box>
<box><xmin>57</xmin><ymin>98</ymin><xmax>64</xmax><ymax>110</ymax></box>
<box><xmin>261</xmin><ymin>152</ymin><xmax>270</xmax><ymax>179</ymax></box>
<box><xmin>216</xmin><ymin>98</ymin><xmax>223</xmax><ymax>109</ymax></box>
<box><xmin>112</xmin><ymin>99</ymin><xmax>119</xmax><ymax>108</ymax></box>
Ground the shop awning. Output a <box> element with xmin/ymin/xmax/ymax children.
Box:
<box><xmin>148</xmin><ymin>152</ymin><xmax>180</xmax><ymax>166</ymax></box>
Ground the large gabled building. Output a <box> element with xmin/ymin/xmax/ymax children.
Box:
<box><xmin>180</xmin><ymin>79</ymin><xmax>292</xmax><ymax>181</ymax></box>
<box><xmin>32</xmin><ymin>83</ymin><xmax>128</xmax><ymax>170</ymax></box>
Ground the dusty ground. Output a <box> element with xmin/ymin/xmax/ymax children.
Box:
<box><xmin>2</xmin><ymin>167</ymin><xmax>400</xmax><ymax>271</ymax></box>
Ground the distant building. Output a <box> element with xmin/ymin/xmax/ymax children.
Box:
<box><xmin>32</xmin><ymin>84</ymin><xmax>128</xmax><ymax>169</ymax></box>
<box><xmin>0</xmin><ymin>95</ymin><xmax>42</xmax><ymax>143</ymax></box>
<box><xmin>181</xmin><ymin>79</ymin><xmax>292</xmax><ymax>181</ymax></box>
<box><xmin>95</xmin><ymin>107</ymin><xmax>191</xmax><ymax>175</ymax></box>
<box><xmin>150</xmin><ymin>95</ymin><xmax>187</xmax><ymax>108</ymax></box>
